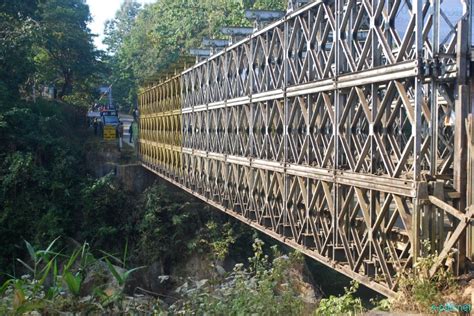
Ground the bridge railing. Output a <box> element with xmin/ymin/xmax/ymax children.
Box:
<box><xmin>139</xmin><ymin>75</ymin><xmax>182</xmax><ymax>180</ymax></box>
<box><xmin>139</xmin><ymin>0</ymin><xmax>471</xmax><ymax>297</ymax></box>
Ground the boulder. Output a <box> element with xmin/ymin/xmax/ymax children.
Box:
<box><xmin>275</xmin><ymin>256</ymin><xmax>323</xmax><ymax>305</ymax></box>
<box><xmin>80</xmin><ymin>260</ymin><xmax>125</xmax><ymax>297</ymax></box>
<box><xmin>173</xmin><ymin>253</ymin><xmax>217</xmax><ymax>281</ymax></box>
<box><xmin>124</xmin><ymin>261</ymin><xmax>174</xmax><ymax>296</ymax></box>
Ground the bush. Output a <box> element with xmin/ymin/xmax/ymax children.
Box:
<box><xmin>170</xmin><ymin>239</ymin><xmax>306</xmax><ymax>315</ymax></box>
<box><xmin>0</xmin><ymin>100</ymin><xmax>86</xmax><ymax>275</ymax></box>
<box><xmin>0</xmin><ymin>238</ymin><xmax>312</xmax><ymax>315</ymax></box>
<box><xmin>136</xmin><ymin>184</ymin><xmax>207</xmax><ymax>265</ymax></box>
<box><xmin>315</xmin><ymin>281</ymin><xmax>364</xmax><ymax>315</ymax></box>
<box><xmin>0</xmin><ymin>239</ymin><xmax>144</xmax><ymax>315</ymax></box>
<box><xmin>136</xmin><ymin>183</ymin><xmax>254</xmax><ymax>268</ymax></box>
<box><xmin>391</xmin><ymin>240</ymin><xmax>465</xmax><ymax>312</ymax></box>
<box><xmin>78</xmin><ymin>174</ymin><xmax>140</xmax><ymax>251</ymax></box>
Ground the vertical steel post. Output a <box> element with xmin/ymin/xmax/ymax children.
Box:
<box><xmin>454</xmin><ymin>18</ymin><xmax>470</xmax><ymax>271</ymax></box>
<box><xmin>284</xmin><ymin>15</ymin><xmax>290</xmax><ymax>236</ymax></box>
<box><xmin>412</xmin><ymin>0</ymin><xmax>424</xmax><ymax>261</ymax></box>
<box><xmin>430</xmin><ymin>0</ymin><xmax>439</xmax><ymax>176</ymax></box>
<box><xmin>469</xmin><ymin>0</ymin><xmax>474</xmax><ymax>259</ymax></box>
<box><xmin>429</xmin><ymin>0</ymin><xmax>441</xmax><ymax>255</ymax></box>
<box><xmin>334</xmin><ymin>0</ymin><xmax>343</xmax><ymax>259</ymax></box>
<box><xmin>369</xmin><ymin>0</ymin><xmax>380</xmax><ymax>261</ymax></box>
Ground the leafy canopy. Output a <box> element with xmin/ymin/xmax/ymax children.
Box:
<box><xmin>103</xmin><ymin>0</ymin><xmax>287</xmax><ymax>110</ymax></box>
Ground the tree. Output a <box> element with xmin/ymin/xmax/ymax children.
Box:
<box><xmin>104</xmin><ymin>0</ymin><xmax>288</xmax><ymax>110</ymax></box>
<box><xmin>103</xmin><ymin>0</ymin><xmax>141</xmax><ymax>56</ymax></box>
<box><xmin>0</xmin><ymin>0</ymin><xmax>110</xmax><ymax>277</ymax></box>
<box><xmin>0</xmin><ymin>0</ymin><xmax>38</xmax><ymax>17</ymax></box>
<box><xmin>34</xmin><ymin>0</ymin><xmax>98</xmax><ymax>99</ymax></box>
<box><xmin>103</xmin><ymin>0</ymin><xmax>142</xmax><ymax>111</ymax></box>
<box><xmin>252</xmin><ymin>0</ymin><xmax>287</xmax><ymax>10</ymax></box>
<box><xmin>0</xmin><ymin>1</ymin><xmax>39</xmax><ymax>103</ymax></box>
<box><xmin>118</xmin><ymin>0</ymin><xmax>248</xmax><ymax>83</ymax></box>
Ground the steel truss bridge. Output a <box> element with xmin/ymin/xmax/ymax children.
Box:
<box><xmin>138</xmin><ymin>0</ymin><xmax>474</xmax><ymax>297</ymax></box>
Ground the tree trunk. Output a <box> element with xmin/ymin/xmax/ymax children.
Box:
<box><xmin>59</xmin><ymin>70</ymin><xmax>73</xmax><ymax>99</ymax></box>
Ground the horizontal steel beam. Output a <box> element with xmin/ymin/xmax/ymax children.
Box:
<box><xmin>189</xmin><ymin>48</ymin><xmax>212</xmax><ymax>57</ymax></box>
<box><xmin>202</xmin><ymin>38</ymin><xmax>230</xmax><ymax>47</ymax></box>
<box><xmin>182</xmin><ymin>60</ymin><xmax>420</xmax><ymax>113</ymax></box>
<box><xmin>220</xmin><ymin>27</ymin><xmax>255</xmax><ymax>36</ymax></box>
<box><xmin>245</xmin><ymin>10</ymin><xmax>286</xmax><ymax>21</ymax></box>
<box><xmin>180</xmin><ymin>148</ymin><xmax>415</xmax><ymax>196</ymax></box>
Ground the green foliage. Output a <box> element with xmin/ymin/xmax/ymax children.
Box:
<box><xmin>119</xmin><ymin>1</ymin><xmax>206</xmax><ymax>81</ymax></box>
<box><xmin>0</xmin><ymin>11</ymin><xmax>38</xmax><ymax>103</ymax></box>
<box><xmin>0</xmin><ymin>98</ymin><xmax>142</xmax><ymax>277</ymax></box>
<box><xmin>0</xmin><ymin>238</ymin><xmax>315</xmax><ymax>315</ymax></box>
<box><xmin>63</xmin><ymin>272</ymin><xmax>82</xmax><ymax>297</ymax></box>
<box><xmin>0</xmin><ymin>239</ymin><xmax>61</xmax><ymax>313</ymax></box>
<box><xmin>136</xmin><ymin>183</ymin><xmax>255</xmax><ymax>268</ymax></box>
<box><xmin>205</xmin><ymin>221</ymin><xmax>236</xmax><ymax>260</ymax></box>
<box><xmin>99</xmin><ymin>249</ymin><xmax>145</xmax><ymax>310</ymax></box>
<box><xmin>203</xmin><ymin>0</ymin><xmax>250</xmax><ymax>36</ymax></box>
<box><xmin>102</xmin><ymin>0</ymin><xmax>142</xmax><ymax>111</ymax></box>
<box><xmin>0</xmin><ymin>100</ymin><xmax>86</xmax><ymax>274</ymax></box>
<box><xmin>34</xmin><ymin>0</ymin><xmax>99</xmax><ymax>99</ymax></box>
<box><xmin>137</xmin><ymin>184</ymin><xmax>207</xmax><ymax>264</ymax></box>
<box><xmin>253</xmin><ymin>0</ymin><xmax>287</xmax><ymax>10</ymax></box>
<box><xmin>0</xmin><ymin>2</ymin><xmax>103</xmax><ymax>275</ymax></box>
<box><xmin>104</xmin><ymin>256</ymin><xmax>144</xmax><ymax>287</ymax></box>
<box><xmin>0</xmin><ymin>240</ymin><xmax>144</xmax><ymax>314</ymax></box>
<box><xmin>370</xmin><ymin>297</ymin><xmax>391</xmax><ymax>311</ymax></box>
<box><xmin>0</xmin><ymin>0</ymin><xmax>41</xmax><ymax>103</ymax></box>
<box><xmin>1</xmin><ymin>0</ymin><xmax>101</xmax><ymax>103</ymax></box>
<box><xmin>171</xmin><ymin>239</ymin><xmax>306</xmax><ymax>315</ymax></box>
<box><xmin>105</xmin><ymin>0</ymin><xmax>288</xmax><ymax>111</ymax></box>
<box><xmin>315</xmin><ymin>280</ymin><xmax>364</xmax><ymax>315</ymax></box>
<box><xmin>78</xmin><ymin>174</ymin><xmax>139</xmax><ymax>250</ymax></box>
<box><xmin>104</xmin><ymin>0</ymin><xmax>142</xmax><ymax>56</ymax></box>
<box><xmin>392</xmin><ymin>240</ymin><xmax>464</xmax><ymax>312</ymax></box>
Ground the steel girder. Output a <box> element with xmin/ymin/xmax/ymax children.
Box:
<box><xmin>138</xmin><ymin>0</ymin><xmax>472</xmax><ymax>297</ymax></box>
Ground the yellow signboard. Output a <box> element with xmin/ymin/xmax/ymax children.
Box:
<box><xmin>103</xmin><ymin>125</ymin><xmax>116</xmax><ymax>140</ymax></box>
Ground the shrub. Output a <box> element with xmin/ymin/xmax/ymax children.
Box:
<box><xmin>170</xmin><ymin>239</ymin><xmax>306</xmax><ymax>315</ymax></box>
<box><xmin>315</xmin><ymin>280</ymin><xmax>364</xmax><ymax>315</ymax></box>
<box><xmin>391</xmin><ymin>240</ymin><xmax>465</xmax><ymax>312</ymax></box>
<box><xmin>0</xmin><ymin>239</ymin><xmax>144</xmax><ymax>315</ymax></box>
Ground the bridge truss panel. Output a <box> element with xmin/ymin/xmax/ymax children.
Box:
<box><xmin>139</xmin><ymin>0</ymin><xmax>472</xmax><ymax>297</ymax></box>
<box><xmin>139</xmin><ymin>76</ymin><xmax>182</xmax><ymax>181</ymax></box>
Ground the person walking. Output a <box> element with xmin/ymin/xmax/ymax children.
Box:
<box><xmin>129</xmin><ymin>122</ymin><xmax>133</xmax><ymax>143</ymax></box>
<box><xmin>93</xmin><ymin>118</ymin><xmax>98</xmax><ymax>136</ymax></box>
<box><xmin>131</xmin><ymin>120</ymin><xmax>138</xmax><ymax>144</ymax></box>
<box><xmin>131</xmin><ymin>120</ymin><xmax>139</xmax><ymax>158</ymax></box>
<box><xmin>117</xmin><ymin>122</ymin><xmax>124</xmax><ymax>151</ymax></box>
<box><xmin>132</xmin><ymin>107</ymin><xmax>138</xmax><ymax>121</ymax></box>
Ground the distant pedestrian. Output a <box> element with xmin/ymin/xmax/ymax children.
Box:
<box><xmin>131</xmin><ymin>121</ymin><xmax>138</xmax><ymax>144</ymax></box>
<box><xmin>129</xmin><ymin>123</ymin><xmax>133</xmax><ymax>143</ymax></box>
<box><xmin>93</xmin><ymin>118</ymin><xmax>98</xmax><ymax>136</ymax></box>
<box><xmin>133</xmin><ymin>107</ymin><xmax>139</xmax><ymax>121</ymax></box>
<box><xmin>131</xmin><ymin>121</ymin><xmax>139</xmax><ymax>157</ymax></box>
<box><xmin>117</xmin><ymin>122</ymin><xmax>124</xmax><ymax>151</ymax></box>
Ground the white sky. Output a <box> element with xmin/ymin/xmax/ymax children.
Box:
<box><xmin>86</xmin><ymin>0</ymin><xmax>156</xmax><ymax>50</ymax></box>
